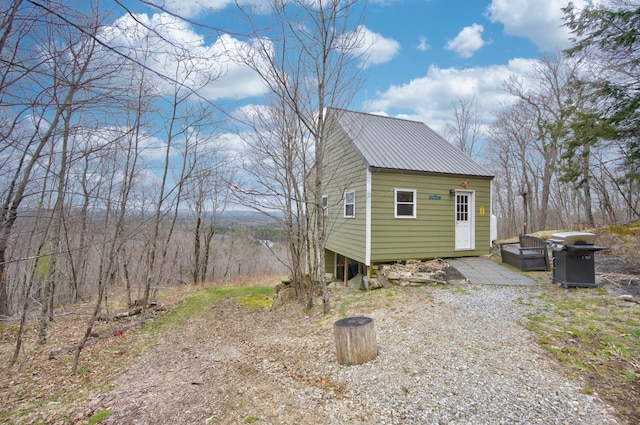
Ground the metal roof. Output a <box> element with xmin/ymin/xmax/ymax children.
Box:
<box><xmin>328</xmin><ymin>108</ymin><xmax>493</xmax><ymax>178</ymax></box>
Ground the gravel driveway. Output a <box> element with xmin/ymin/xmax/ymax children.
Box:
<box><xmin>96</xmin><ymin>284</ymin><xmax>621</xmax><ymax>424</ymax></box>
<box><xmin>326</xmin><ymin>285</ymin><xmax>619</xmax><ymax>424</ymax></box>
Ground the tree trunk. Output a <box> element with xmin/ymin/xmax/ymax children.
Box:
<box><xmin>202</xmin><ymin>223</ymin><xmax>215</xmax><ymax>283</ymax></box>
<box><xmin>192</xmin><ymin>215</ymin><xmax>201</xmax><ymax>285</ymax></box>
<box><xmin>333</xmin><ymin>316</ymin><xmax>377</xmax><ymax>365</ymax></box>
<box><xmin>582</xmin><ymin>145</ymin><xmax>595</xmax><ymax>227</ymax></box>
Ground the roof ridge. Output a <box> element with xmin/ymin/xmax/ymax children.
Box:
<box><xmin>327</xmin><ymin>107</ymin><xmax>494</xmax><ymax>178</ymax></box>
<box><xmin>328</xmin><ymin>107</ymin><xmax>425</xmax><ymax>125</ymax></box>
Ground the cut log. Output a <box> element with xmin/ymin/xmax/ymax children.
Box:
<box><xmin>114</xmin><ymin>306</ymin><xmax>142</xmax><ymax>320</ymax></box>
<box><xmin>333</xmin><ymin>316</ymin><xmax>377</xmax><ymax>365</ymax></box>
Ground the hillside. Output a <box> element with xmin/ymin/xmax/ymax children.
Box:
<box><xmin>0</xmin><ymin>222</ymin><xmax>638</xmax><ymax>424</ymax></box>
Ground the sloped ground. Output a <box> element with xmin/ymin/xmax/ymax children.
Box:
<box><xmin>3</xmin><ymin>278</ymin><xmax>629</xmax><ymax>424</ymax></box>
<box><xmin>88</xmin><ymin>286</ymin><xmax>621</xmax><ymax>425</ymax></box>
<box><xmin>593</xmin><ymin>224</ymin><xmax>640</xmax><ymax>297</ymax></box>
<box><xmin>1</xmin><ymin>223</ymin><xmax>638</xmax><ymax>424</ymax></box>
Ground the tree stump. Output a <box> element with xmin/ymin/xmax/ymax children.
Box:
<box><xmin>333</xmin><ymin>316</ymin><xmax>377</xmax><ymax>365</ymax></box>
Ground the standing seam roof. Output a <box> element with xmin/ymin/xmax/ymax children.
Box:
<box><xmin>329</xmin><ymin>108</ymin><xmax>493</xmax><ymax>178</ymax></box>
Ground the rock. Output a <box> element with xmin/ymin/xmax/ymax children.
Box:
<box><xmin>376</xmin><ymin>273</ymin><xmax>391</xmax><ymax>288</ymax></box>
<box><xmin>368</xmin><ymin>277</ymin><xmax>383</xmax><ymax>289</ymax></box>
<box><xmin>407</xmin><ymin>276</ymin><xmax>440</xmax><ymax>284</ymax></box>
<box><xmin>271</xmin><ymin>286</ymin><xmax>297</xmax><ymax>308</ymax></box>
<box><xmin>617</xmin><ymin>294</ymin><xmax>639</xmax><ymax>305</ymax></box>
<box><xmin>449</xmin><ymin>279</ymin><xmax>468</xmax><ymax>285</ymax></box>
<box><xmin>387</xmin><ymin>272</ymin><xmax>401</xmax><ymax>280</ymax></box>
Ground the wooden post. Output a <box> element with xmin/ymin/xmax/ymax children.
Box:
<box><xmin>343</xmin><ymin>257</ymin><xmax>349</xmax><ymax>286</ymax></box>
<box><xmin>333</xmin><ymin>316</ymin><xmax>377</xmax><ymax>365</ymax></box>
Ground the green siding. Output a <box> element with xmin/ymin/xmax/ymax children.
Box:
<box><xmin>369</xmin><ymin>171</ymin><xmax>492</xmax><ymax>262</ymax></box>
<box><xmin>321</xmin><ymin>115</ymin><xmax>493</xmax><ymax>267</ymax></box>
<box><xmin>322</xmin><ymin>120</ymin><xmax>368</xmax><ymax>264</ymax></box>
<box><xmin>324</xmin><ymin>249</ymin><xmax>336</xmax><ymax>275</ymax></box>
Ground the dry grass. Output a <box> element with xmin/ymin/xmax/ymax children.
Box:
<box><xmin>509</xmin><ymin>221</ymin><xmax>640</xmax><ymax>425</ymax></box>
<box><xmin>1</xmin><ymin>222</ymin><xmax>639</xmax><ymax>424</ymax></box>
<box><xmin>0</xmin><ymin>277</ymin><xmax>279</xmax><ymax>424</ymax></box>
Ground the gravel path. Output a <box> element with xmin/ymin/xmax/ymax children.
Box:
<box><xmin>322</xmin><ymin>285</ymin><xmax>619</xmax><ymax>424</ymax></box>
<box><xmin>96</xmin><ymin>284</ymin><xmax>621</xmax><ymax>424</ymax></box>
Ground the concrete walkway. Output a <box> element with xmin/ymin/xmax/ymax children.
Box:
<box><xmin>447</xmin><ymin>257</ymin><xmax>539</xmax><ymax>286</ymax></box>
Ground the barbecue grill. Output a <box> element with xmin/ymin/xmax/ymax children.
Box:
<box><xmin>548</xmin><ymin>232</ymin><xmax>606</xmax><ymax>288</ymax></box>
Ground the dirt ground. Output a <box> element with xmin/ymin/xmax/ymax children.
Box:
<box><xmin>592</xmin><ymin>230</ymin><xmax>640</xmax><ymax>297</ymax></box>
<box><xmin>1</xmin><ymin>226</ymin><xmax>639</xmax><ymax>424</ymax></box>
<box><xmin>0</xmin><ymin>279</ymin><xmax>376</xmax><ymax>424</ymax></box>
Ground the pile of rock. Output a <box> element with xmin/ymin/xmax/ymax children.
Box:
<box><xmin>273</xmin><ymin>260</ymin><xmax>468</xmax><ymax>301</ymax></box>
<box><xmin>272</xmin><ymin>279</ymin><xmax>297</xmax><ymax>308</ymax></box>
<box><xmin>368</xmin><ymin>259</ymin><xmax>467</xmax><ymax>288</ymax></box>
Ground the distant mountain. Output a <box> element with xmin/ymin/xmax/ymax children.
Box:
<box><xmin>216</xmin><ymin>210</ymin><xmax>285</xmax><ymax>228</ymax></box>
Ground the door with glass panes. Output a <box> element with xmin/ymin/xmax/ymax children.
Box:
<box><xmin>454</xmin><ymin>190</ymin><xmax>475</xmax><ymax>250</ymax></box>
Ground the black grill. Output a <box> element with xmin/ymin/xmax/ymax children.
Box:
<box><xmin>548</xmin><ymin>232</ymin><xmax>606</xmax><ymax>288</ymax></box>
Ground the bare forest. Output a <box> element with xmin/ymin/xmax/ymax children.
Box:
<box><xmin>1</xmin><ymin>0</ymin><xmax>639</xmax><ymax>374</ymax></box>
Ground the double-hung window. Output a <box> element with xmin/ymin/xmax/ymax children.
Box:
<box><xmin>344</xmin><ymin>191</ymin><xmax>355</xmax><ymax>218</ymax></box>
<box><xmin>322</xmin><ymin>195</ymin><xmax>328</xmax><ymax>217</ymax></box>
<box><xmin>395</xmin><ymin>189</ymin><xmax>416</xmax><ymax>218</ymax></box>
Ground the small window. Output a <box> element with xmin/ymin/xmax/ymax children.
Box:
<box><xmin>344</xmin><ymin>191</ymin><xmax>355</xmax><ymax>218</ymax></box>
<box><xmin>395</xmin><ymin>189</ymin><xmax>416</xmax><ymax>218</ymax></box>
<box><xmin>456</xmin><ymin>194</ymin><xmax>469</xmax><ymax>222</ymax></box>
<box><xmin>322</xmin><ymin>195</ymin><xmax>328</xmax><ymax>216</ymax></box>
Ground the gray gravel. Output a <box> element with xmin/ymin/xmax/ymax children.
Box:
<box><xmin>98</xmin><ymin>283</ymin><xmax>622</xmax><ymax>424</ymax></box>
<box><xmin>293</xmin><ymin>285</ymin><xmax>620</xmax><ymax>424</ymax></box>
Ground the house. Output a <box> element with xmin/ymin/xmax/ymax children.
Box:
<box><xmin>321</xmin><ymin>108</ymin><xmax>494</xmax><ymax>283</ymax></box>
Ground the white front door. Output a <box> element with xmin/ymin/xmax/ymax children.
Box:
<box><xmin>455</xmin><ymin>191</ymin><xmax>475</xmax><ymax>250</ymax></box>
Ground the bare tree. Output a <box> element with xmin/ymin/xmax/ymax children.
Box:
<box><xmin>487</xmin><ymin>100</ymin><xmax>538</xmax><ymax>235</ymax></box>
<box><xmin>445</xmin><ymin>95</ymin><xmax>484</xmax><ymax>159</ymax></box>
<box><xmin>184</xmin><ymin>150</ymin><xmax>234</xmax><ymax>285</ymax></box>
<box><xmin>503</xmin><ymin>53</ymin><xmax>583</xmax><ymax>231</ymax></box>
<box><xmin>72</xmin><ymin>138</ymin><xmax>131</xmax><ymax>373</ymax></box>
<box><xmin>236</xmin><ymin>100</ymin><xmax>311</xmax><ymax>300</ymax></box>
<box><xmin>237</xmin><ymin>0</ymin><xmax>366</xmax><ymax>312</ymax></box>
<box><xmin>138</xmin><ymin>48</ymin><xmax>226</xmax><ymax>317</ymax></box>
<box><xmin>0</xmin><ymin>0</ymin><xmax>49</xmax><ymax>317</ymax></box>
<box><xmin>35</xmin><ymin>4</ymin><xmax>123</xmax><ymax>344</ymax></box>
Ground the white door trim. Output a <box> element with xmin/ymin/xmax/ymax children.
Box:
<box><xmin>454</xmin><ymin>190</ymin><xmax>475</xmax><ymax>251</ymax></box>
<box><xmin>365</xmin><ymin>169</ymin><xmax>372</xmax><ymax>266</ymax></box>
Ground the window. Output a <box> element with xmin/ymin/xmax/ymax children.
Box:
<box><xmin>322</xmin><ymin>195</ymin><xmax>328</xmax><ymax>216</ymax></box>
<box><xmin>344</xmin><ymin>191</ymin><xmax>355</xmax><ymax>218</ymax></box>
<box><xmin>395</xmin><ymin>189</ymin><xmax>416</xmax><ymax>218</ymax></box>
<box><xmin>456</xmin><ymin>194</ymin><xmax>469</xmax><ymax>222</ymax></box>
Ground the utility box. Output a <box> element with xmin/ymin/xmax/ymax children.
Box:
<box><xmin>548</xmin><ymin>232</ymin><xmax>606</xmax><ymax>288</ymax></box>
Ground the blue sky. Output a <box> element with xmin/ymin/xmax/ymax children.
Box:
<box><xmin>99</xmin><ymin>0</ymin><xmax>586</xmax><ymax>144</ymax></box>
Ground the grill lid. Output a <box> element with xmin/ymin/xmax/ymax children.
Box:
<box><xmin>548</xmin><ymin>231</ymin><xmax>596</xmax><ymax>245</ymax></box>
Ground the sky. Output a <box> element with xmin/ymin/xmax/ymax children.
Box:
<box><xmin>96</xmin><ymin>0</ymin><xmax>588</xmax><ymax>150</ymax></box>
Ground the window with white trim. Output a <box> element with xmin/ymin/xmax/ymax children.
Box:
<box><xmin>395</xmin><ymin>189</ymin><xmax>416</xmax><ymax>218</ymax></box>
<box><xmin>322</xmin><ymin>195</ymin><xmax>328</xmax><ymax>216</ymax></box>
<box><xmin>344</xmin><ymin>191</ymin><xmax>355</xmax><ymax>218</ymax></box>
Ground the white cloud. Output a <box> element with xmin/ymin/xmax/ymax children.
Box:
<box><xmin>342</xmin><ymin>25</ymin><xmax>400</xmax><ymax>68</ymax></box>
<box><xmin>368</xmin><ymin>0</ymin><xmax>401</xmax><ymax>4</ymax></box>
<box><xmin>487</xmin><ymin>0</ymin><xmax>587</xmax><ymax>50</ymax></box>
<box><xmin>144</xmin><ymin>0</ymin><xmax>266</xmax><ymax>18</ymax></box>
<box><xmin>100</xmin><ymin>12</ymin><xmax>268</xmax><ymax>101</ymax></box>
<box><xmin>199</xmin><ymin>34</ymin><xmax>270</xmax><ymax>100</ymax></box>
<box><xmin>417</xmin><ymin>36</ymin><xmax>431</xmax><ymax>52</ymax></box>
<box><xmin>217</xmin><ymin>131</ymin><xmax>248</xmax><ymax>154</ymax></box>
<box><xmin>445</xmin><ymin>24</ymin><xmax>485</xmax><ymax>58</ymax></box>
<box><xmin>137</xmin><ymin>134</ymin><xmax>173</xmax><ymax>162</ymax></box>
<box><xmin>363</xmin><ymin>58</ymin><xmax>538</xmax><ymax>133</ymax></box>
